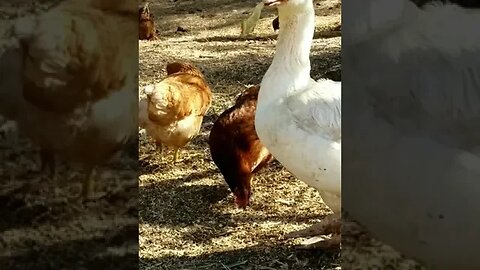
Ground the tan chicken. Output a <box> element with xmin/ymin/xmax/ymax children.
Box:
<box><xmin>139</xmin><ymin>62</ymin><xmax>212</xmax><ymax>163</ymax></box>
<box><xmin>209</xmin><ymin>85</ymin><xmax>273</xmax><ymax>208</ymax></box>
<box><xmin>0</xmin><ymin>0</ymin><xmax>138</xmax><ymax>200</ymax></box>
<box><xmin>139</xmin><ymin>2</ymin><xmax>157</xmax><ymax>40</ymax></box>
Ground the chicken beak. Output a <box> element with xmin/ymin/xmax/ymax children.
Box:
<box><xmin>234</xmin><ymin>196</ymin><xmax>250</xmax><ymax>210</ymax></box>
<box><xmin>144</xmin><ymin>84</ymin><xmax>155</xmax><ymax>96</ymax></box>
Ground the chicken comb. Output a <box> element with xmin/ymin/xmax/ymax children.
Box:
<box><xmin>139</xmin><ymin>2</ymin><xmax>150</xmax><ymax>16</ymax></box>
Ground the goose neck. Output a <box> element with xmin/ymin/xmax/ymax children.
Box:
<box><xmin>261</xmin><ymin>4</ymin><xmax>315</xmax><ymax>99</ymax></box>
<box><xmin>274</xmin><ymin>5</ymin><xmax>314</xmax><ymax>67</ymax></box>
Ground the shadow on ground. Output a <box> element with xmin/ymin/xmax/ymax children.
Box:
<box><xmin>140</xmin><ymin>245</ymin><xmax>339</xmax><ymax>270</ymax></box>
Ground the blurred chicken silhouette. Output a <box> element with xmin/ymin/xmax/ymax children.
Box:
<box><xmin>241</xmin><ymin>2</ymin><xmax>280</xmax><ymax>35</ymax></box>
<box><xmin>139</xmin><ymin>2</ymin><xmax>158</xmax><ymax>40</ymax></box>
<box><xmin>241</xmin><ymin>2</ymin><xmax>264</xmax><ymax>36</ymax></box>
<box><xmin>0</xmin><ymin>0</ymin><xmax>138</xmax><ymax>201</ymax></box>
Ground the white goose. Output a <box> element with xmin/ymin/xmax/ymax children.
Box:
<box><xmin>344</xmin><ymin>0</ymin><xmax>480</xmax><ymax>268</ymax></box>
<box><xmin>256</xmin><ymin>0</ymin><xmax>341</xmax><ymax>248</ymax></box>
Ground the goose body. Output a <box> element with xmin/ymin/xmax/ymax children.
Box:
<box><xmin>344</xmin><ymin>1</ymin><xmax>480</xmax><ymax>267</ymax></box>
<box><xmin>255</xmin><ymin>0</ymin><xmax>341</xmax><ymax>247</ymax></box>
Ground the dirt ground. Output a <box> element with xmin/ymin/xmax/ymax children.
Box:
<box><xmin>0</xmin><ymin>1</ymin><xmax>138</xmax><ymax>269</ymax></box>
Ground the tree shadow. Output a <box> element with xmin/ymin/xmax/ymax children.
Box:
<box><xmin>150</xmin><ymin>0</ymin><xmax>261</xmax><ymax>16</ymax></box>
<box><xmin>139</xmin><ymin>165</ymin><xmax>332</xmax><ymax>246</ymax></box>
<box><xmin>140</xmin><ymin>174</ymin><xmax>233</xmax><ymax>245</ymax></box>
<box><xmin>140</xmin><ymin>244</ymin><xmax>339</xmax><ymax>270</ymax></box>
<box><xmin>0</xmin><ymin>190</ymin><xmax>86</xmax><ymax>233</ymax></box>
<box><xmin>193</xmin><ymin>30</ymin><xmax>341</xmax><ymax>43</ymax></box>
<box><xmin>188</xmin><ymin>50</ymin><xmax>340</xmax><ymax>92</ymax></box>
<box><xmin>148</xmin><ymin>0</ymin><xmax>276</xmax><ymax>37</ymax></box>
<box><xmin>0</xmin><ymin>224</ymin><xmax>138</xmax><ymax>269</ymax></box>
<box><xmin>0</xmin><ymin>129</ymin><xmax>138</xmax><ymax>268</ymax></box>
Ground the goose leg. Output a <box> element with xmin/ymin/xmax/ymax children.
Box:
<box><xmin>286</xmin><ymin>213</ymin><xmax>341</xmax><ymax>238</ymax></box>
<box><xmin>285</xmin><ymin>213</ymin><xmax>341</xmax><ymax>250</ymax></box>
<box><xmin>297</xmin><ymin>233</ymin><xmax>341</xmax><ymax>250</ymax></box>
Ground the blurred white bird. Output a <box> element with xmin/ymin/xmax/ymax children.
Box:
<box><xmin>343</xmin><ymin>0</ymin><xmax>480</xmax><ymax>268</ymax></box>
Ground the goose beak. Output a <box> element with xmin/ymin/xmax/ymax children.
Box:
<box><xmin>263</xmin><ymin>0</ymin><xmax>286</xmax><ymax>7</ymax></box>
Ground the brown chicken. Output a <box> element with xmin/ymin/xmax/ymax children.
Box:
<box><xmin>0</xmin><ymin>0</ymin><xmax>138</xmax><ymax>200</ymax></box>
<box><xmin>209</xmin><ymin>85</ymin><xmax>273</xmax><ymax>209</ymax></box>
<box><xmin>139</xmin><ymin>62</ymin><xmax>212</xmax><ymax>163</ymax></box>
<box><xmin>139</xmin><ymin>2</ymin><xmax>157</xmax><ymax>40</ymax></box>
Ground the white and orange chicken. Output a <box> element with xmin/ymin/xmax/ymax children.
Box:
<box><xmin>209</xmin><ymin>85</ymin><xmax>273</xmax><ymax>208</ymax></box>
<box><xmin>0</xmin><ymin>0</ymin><xmax>138</xmax><ymax>200</ymax></box>
<box><xmin>139</xmin><ymin>62</ymin><xmax>212</xmax><ymax>163</ymax></box>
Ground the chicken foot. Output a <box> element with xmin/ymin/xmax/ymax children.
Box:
<box><xmin>39</xmin><ymin>148</ymin><xmax>56</xmax><ymax>181</ymax></box>
<box><xmin>38</xmin><ymin>150</ymin><xmax>104</xmax><ymax>202</ymax></box>
<box><xmin>172</xmin><ymin>147</ymin><xmax>181</xmax><ymax>163</ymax></box>
<box><xmin>39</xmin><ymin>148</ymin><xmax>62</xmax><ymax>196</ymax></box>
<box><xmin>80</xmin><ymin>167</ymin><xmax>106</xmax><ymax>202</ymax></box>
<box><xmin>153</xmin><ymin>142</ymin><xmax>181</xmax><ymax>164</ymax></box>
<box><xmin>284</xmin><ymin>213</ymin><xmax>341</xmax><ymax>250</ymax></box>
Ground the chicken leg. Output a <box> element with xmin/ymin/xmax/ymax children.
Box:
<box><xmin>39</xmin><ymin>148</ymin><xmax>62</xmax><ymax>196</ymax></box>
<box><xmin>39</xmin><ymin>148</ymin><xmax>56</xmax><ymax>181</ymax></box>
<box><xmin>285</xmin><ymin>213</ymin><xmax>341</xmax><ymax>250</ymax></box>
<box><xmin>172</xmin><ymin>147</ymin><xmax>180</xmax><ymax>163</ymax></box>
<box><xmin>155</xmin><ymin>141</ymin><xmax>164</xmax><ymax>161</ymax></box>
<box><xmin>80</xmin><ymin>167</ymin><xmax>106</xmax><ymax>201</ymax></box>
<box><xmin>82</xmin><ymin>167</ymin><xmax>96</xmax><ymax>200</ymax></box>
